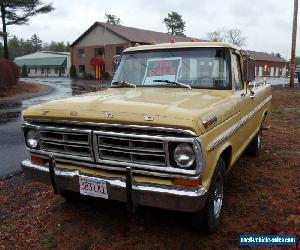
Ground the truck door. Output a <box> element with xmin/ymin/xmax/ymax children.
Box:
<box><xmin>230</xmin><ymin>52</ymin><xmax>259</xmax><ymax>158</ymax></box>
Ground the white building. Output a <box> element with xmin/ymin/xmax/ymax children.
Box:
<box><xmin>14</xmin><ymin>51</ymin><xmax>70</xmax><ymax>77</ymax></box>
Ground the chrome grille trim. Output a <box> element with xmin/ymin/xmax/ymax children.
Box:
<box><xmin>29</xmin><ymin>153</ymin><xmax>202</xmax><ymax>180</ymax></box>
<box><xmin>93</xmin><ymin>130</ymin><xmax>199</xmax><ymax>174</ymax></box>
<box><xmin>24</xmin><ymin>119</ymin><xmax>197</xmax><ymax>136</ymax></box>
<box><xmin>95</xmin><ymin>131</ymin><xmax>167</xmax><ymax>166</ymax></box>
<box><xmin>37</xmin><ymin>126</ymin><xmax>93</xmax><ymax>162</ymax></box>
<box><xmin>23</xmin><ymin>121</ymin><xmax>205</xmax><ymax>176</ymax></box>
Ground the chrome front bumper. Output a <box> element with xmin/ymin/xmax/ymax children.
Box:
<box><xmin>21</xmin><ymin>159</ymin><xmax>208</xmax><ymax>212</ymax></box>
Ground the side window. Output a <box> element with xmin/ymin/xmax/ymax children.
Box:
<box><xmin>79</xmin><ymin>65</ymin><xmax>85</xmax><ymax>73</ymax></box>
<box><xmin>231</xmin><ymin>54</ymin><xmax>243</xmax><ymax>90</ymax></box>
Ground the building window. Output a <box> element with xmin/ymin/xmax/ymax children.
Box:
<box><xmin>78</xmin><ymin>48</ymin><xmax>86</xmax><ymax>58</ymax></box>
<box><xmin>55</xmin><ymin>68</ymin><xmax>59</xmax><ymax>74</ymax></box>
<box><xmin>47</xmin><ymin>68</ymin><xmax>51</xmax><ymax>74</ymax></box>
<box><xmin>41</xmin><ymin>68</ymin><xmax>45</xmax><ymax>74</ymax></box>
<box><xmin>116</xmin><ymin>46</ymin><xmax>124</xmax><ymax>55</ymax></box>
<box><xmin>35</xmin><ymin>68</ymin><xmax>37</xmax><ymax>74</ymax></box>
<box><xmin>95</xmin><ymin>47</ymin><xmax>105</xmax><ymax>56</ymax></box>
<box><xmin>79</xmin><ymin>65</ymin><xmax>85</xmax><ymax>73</ymax></box>
<box><xmin>28</xmin><ymin>68</ymin><xmax>31</xmax><ymax>74</ymax></box>
<box><xmin>60</xmin><ymin>67</ymin><xmax>65</xmax><ymax>74</ymax></box>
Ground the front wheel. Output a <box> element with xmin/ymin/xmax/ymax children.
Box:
<box><xmin>191</xmin><ymin>157</ymin><xmax>226</xmax><ymax>234</ymax></box>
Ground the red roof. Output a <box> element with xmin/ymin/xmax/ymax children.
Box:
<box><xmin>248</xmin><ymin>50</ymin><xmax>286</xmax><ymax>63</ymax></box>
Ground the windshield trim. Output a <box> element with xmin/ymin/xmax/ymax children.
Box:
<box><xmin>114</xmin><ymin>47</ymin><xmax>232</xmax><ymax>90</ymax></box>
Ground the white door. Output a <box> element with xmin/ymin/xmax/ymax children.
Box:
<box><xmin>259</xmin><ymin>67</ymin><xmax>263</xmax><ymax>76</ymax></box>
<box><xmin>270</xmin><ymin>67</ymin><xmax>274</xmax><ymax>76</ymax></box>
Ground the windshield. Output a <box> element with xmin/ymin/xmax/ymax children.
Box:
<box><xmin>112</xmin><ymin>48</ymin><xmax>230</xmax><ymax>89</ymax></box>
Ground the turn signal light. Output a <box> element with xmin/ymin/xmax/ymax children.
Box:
<box><xmin>174</xmin><ymin>177</ymin><xmax>202</xmax><ymax>187</ymax></box>
<box><xmin>31</xmin><ymin>156</ymin><xmax>44</xmax><ymax>165</ymax></box>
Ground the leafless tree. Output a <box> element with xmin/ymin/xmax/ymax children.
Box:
<box><xmin>206</xmin><ymin>27</ymin><xmax>246</xmax><ymax>47</ymax></box>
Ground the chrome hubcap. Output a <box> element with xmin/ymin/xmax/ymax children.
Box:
<box><xmin>213</xmin><ymin>174</ymin><xmax>224</xmax><ymax>219</ymax></box>
<box><xmin>257</xmin><ymin>133</ymin><xmax>262</xmax><ymax>149</ymax></box>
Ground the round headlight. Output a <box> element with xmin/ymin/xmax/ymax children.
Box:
<box><xmin>174</xmin><ymin>143</ymin><xmax>195</xmax><ymax>168</ymax></box>
<box><xmin>26</xmin><ymin>129</ymin><xmax>38</xmax><ymax>148</ymax></box>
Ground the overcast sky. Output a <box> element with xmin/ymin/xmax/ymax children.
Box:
<box><xmin>9</xmin><ymin>0</ymin><xmax>298</xmax><ymax>58</ymax></box>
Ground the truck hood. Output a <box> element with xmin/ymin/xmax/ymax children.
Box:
<box><xmin>24</xmin><ymin>88</ymin><xmax>234</xmax><ymax>134</ymax></box>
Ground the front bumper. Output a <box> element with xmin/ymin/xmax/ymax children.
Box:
<box><xmin>21</xmin><ymin>159</ymin><xmax>208</xmax><ymax>212</ymax></box>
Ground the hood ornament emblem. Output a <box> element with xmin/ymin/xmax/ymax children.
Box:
<box><xmin>105</xmin><ymin>112</ymin><xmax>114</xmax><ymax>118</ymax></box>
<box><xmin>144</xmin><ymin>116</ymin><xmax>154</xmax><ymax>121</ymax></box>
<box><xmin>70</xmin><ymin>111</ymin><xmax>77</xmax><ymax>116</ymax></box>
<box><xmin>42</xmin><ymin>111</ymin><xmax>49</xmax><ymax>116</ymax></box>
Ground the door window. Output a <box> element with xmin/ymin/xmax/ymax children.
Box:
<box><xmin>231</xmin><ymin>54</ymin><xmax>243</xmax><ymax>90</ymax></box>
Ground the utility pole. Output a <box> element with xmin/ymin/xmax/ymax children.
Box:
<box><xmin>290</xmin><ymin>0</ymin><xmax>298</xmax><ymax>87</ymax></box>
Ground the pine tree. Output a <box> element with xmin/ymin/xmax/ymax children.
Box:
<box><xmin>30</xmin><ymin>34</ymin><xmax>43</xmax><ymax>52</ymax></box>
<box><xmin>105</xmin><ymin>13</ymin><xmax>121</xmax><ymax>25</ymax></box>
<box><xmin>21</xmin><ymin>64</ymin><xmax>28</xmax><ymax>77</ymax></box>
<box><xmin>163</xmin><ymin>12</ymin><xmax>185</xmax><ymax>36</ymax></box>
<box><xmin>0</xmin><ymin>0</ymin><xmax>54</xmax><ymax>59</ymax></box>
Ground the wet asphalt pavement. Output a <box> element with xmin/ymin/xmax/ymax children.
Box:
<box><xmin>0</xmin><ymin>78</ymin><xmax>110</xmax><ymax>178</ymax></box>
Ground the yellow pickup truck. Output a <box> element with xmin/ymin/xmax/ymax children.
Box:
<box><xmin>22</xmin><ymin>42</ymin><xmax>271</xmax><ymax>233</ymax></box>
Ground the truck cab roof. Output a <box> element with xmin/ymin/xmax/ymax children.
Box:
<box><xmin>124</xmin><ymin>41</ymin><xmax>240</xmax><ymax>53</ymax></box>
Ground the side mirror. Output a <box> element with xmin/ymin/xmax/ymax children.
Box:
<box><xmin>243</xmin><ymin>57</ymin><xmax>256</xmax><ymax>82</ymax></box>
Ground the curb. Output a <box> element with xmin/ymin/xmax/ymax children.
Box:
<box><xmin>0</xmin><ymin>82</ymin><xmax>54</xmax><ymax>105</ymax></box>
<box><xmin>0</xmin><ymin>170</ymin><xmax>23</xmax><ymax>181</ymax></box>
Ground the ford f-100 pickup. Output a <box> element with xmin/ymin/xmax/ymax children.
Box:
<box><xmin>22</xmin><ymin>42</ymin><xmax>272</xmax><ymax>233</ymax></box>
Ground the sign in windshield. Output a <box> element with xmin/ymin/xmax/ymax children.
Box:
<box><xmin>143</xmin><ymin>57</ymin><xmax>182</xmax><ymax>85</ymax></box>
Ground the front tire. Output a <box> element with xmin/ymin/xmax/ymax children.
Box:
<box><xmin>191</xmin><ymin>157</ymin><xmax>226</xmax><ymax>234</ymax></box>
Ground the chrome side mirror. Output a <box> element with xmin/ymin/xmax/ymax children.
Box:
<box><xmin>243</xmin><ymin>57</ymin><xmax>256</xmax><ymax>82</ymax></box>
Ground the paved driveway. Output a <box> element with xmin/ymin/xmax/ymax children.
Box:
<box><xmin>0</xmin><ymin>78</ymin><xmax>110</xmax><ymax>178</ymax></box>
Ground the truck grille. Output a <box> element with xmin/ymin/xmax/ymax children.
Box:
<box><xmin>96</xmin><ymin>134</ymin><xmax>166</xmax><ymax>166</ymax></box>
<box><xmin>39</xmin><ymin>129</ymin><xmax>93</xmax><ymax>161</ymax></box>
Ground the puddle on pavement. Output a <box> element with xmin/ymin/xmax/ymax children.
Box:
<box><xmin>0</xmin><ymin>102</ymin><xmax>22</xmax><ymax>110</ymax></box>
<box><xmin>0</xmin><ymin>111</ymin><xmax>22</xmax><ymax>123</ymax></box>
<box><xmin>0</xmin><ymin>102</ymin><xmax>22</xmax><ymax>123</ymax></box>
<box><xmin>0</xmin><ymin>78</ymin><xmax>110</xmax><ymax>123</ymax></box>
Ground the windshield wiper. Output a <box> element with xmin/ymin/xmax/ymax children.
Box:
<box><xmin>111</xmin><ymin>80</ymin><xmax>136</xmax><ymax>88</ymax></box>
<box><xmin>153</xmin><ymin>79</ymin><xmax>191</xmax><ymax>90</ymax></box>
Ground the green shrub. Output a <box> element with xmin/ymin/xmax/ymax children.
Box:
<box><xmin>21</xmin><ymin>64</ymin><xmax>28</xmax><ymax>77</ymax></box>
<box><xmin>103</xmin><ymin>71</ymin><xmax>111</xmax><ymax>79</ymax></box>
<box><xmin>82</xmin><ymin>72</ymin><xmax>94</xmax><ymax>80</ymax></box>
<box><xmin>69</xmin><ymin>65</ymin><xmax>77</xmax><ymax>78</ymax></box>
<box><xmin>0</xmin><ymin>59</ymin><xmax>20</xmax><ymax>95</ymax></box>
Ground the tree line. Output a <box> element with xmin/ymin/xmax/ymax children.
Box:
<box><xmin>0</xmin><ymin>34</ymin><xmax>70</xmax><ymax>60</ymax></box>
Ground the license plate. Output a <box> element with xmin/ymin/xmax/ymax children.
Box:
<box><xmin>79</xmin><ymin>177</ymin><xmax>108</xmax><ymax>199</ymax></box>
